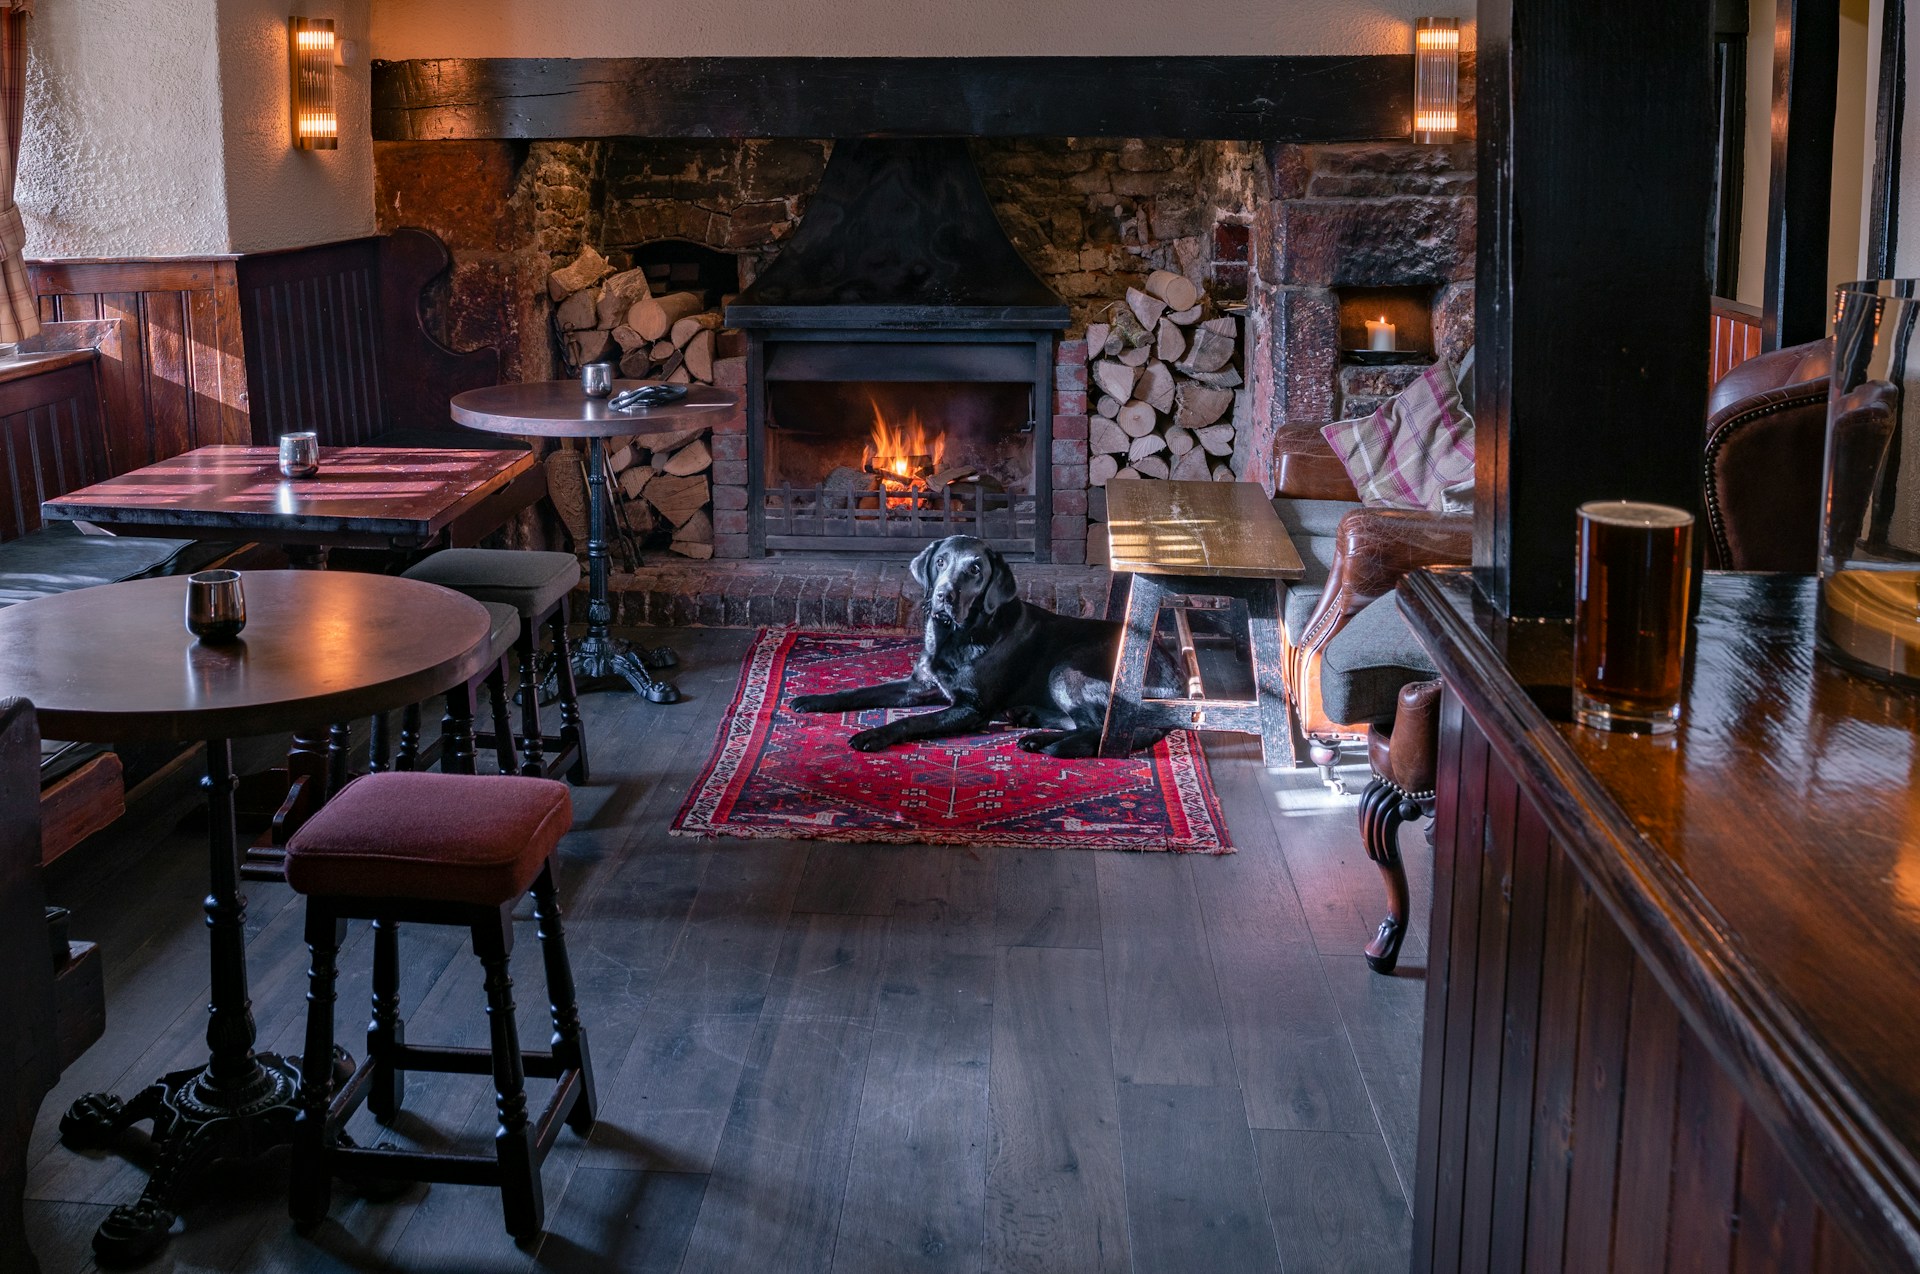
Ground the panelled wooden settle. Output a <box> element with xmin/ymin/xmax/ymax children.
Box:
<box><xmin>1400</xmin><ymin>568</ymin><xmax>1908</xmax><ymax>1273</ymax></box>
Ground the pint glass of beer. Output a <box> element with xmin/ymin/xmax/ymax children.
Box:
<box><xmin>1572</xmin><ymin>501</ymin><xmax>1693</xmax><ymax>733</ymax></box>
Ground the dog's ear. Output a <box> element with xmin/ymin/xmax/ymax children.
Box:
<box><xmin>908</xmin><ymin>540</ymin><xmax>943</xmax><ymax>597</ymax></box>
<box><xmin>982</xmin><ymin>546</ymin><xmax>1018</xmax><ymax>615</ymax></box>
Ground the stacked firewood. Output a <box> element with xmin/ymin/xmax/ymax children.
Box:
<box><xmin>1084</xmin><ymin>270</ymin><xmax>1240</xmax><ymax>485</ymax></box>
<box><xmin>544</xmin><ymin>423</ymin><xmax>716</xmax><ymax>561</ymax></box>
<box><xmin>546</xmin><ymin>245</ymin><xmax>745</xmax><ymax>387</ymax></box>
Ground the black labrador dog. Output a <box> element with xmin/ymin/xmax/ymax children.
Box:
<box><xmin>792</xmin><ymin>535</ymin><xmax>1179</xmax><ymax>757</ymax></box>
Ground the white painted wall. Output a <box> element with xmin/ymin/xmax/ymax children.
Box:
<box><xmin>370</xmin><ymin>0</ymin><xmax>1451</xmax><ymax>59</ymax></box>
<box><xmin>19</xmin><ymin>0</ymin><xmax>229</xmax><ymax>257</ymax></box>
<box><xmin>19</xmin><ymin>0</ymin><xmax>375</xmax><ymax>259</ymax></box>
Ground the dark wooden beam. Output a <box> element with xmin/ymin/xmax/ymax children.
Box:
<box><xmin>1761</xmin><ymin>0</ymin><xmax>1841</xmax><ymax>349</ymax></box>
<box><xmin>1866</xmin><ymin>0</ymin><xmax>1905</xmax><ymax>277</ymax></box>
<box><xmin>1473</xmin><ymin>0</ymin><xmax>1715</xmax><ymax>618</ymax></box>
<box><xmin>370</xmin><ymin>56</ymin><xmax>1413</xmax><ymax>142</ymax></box>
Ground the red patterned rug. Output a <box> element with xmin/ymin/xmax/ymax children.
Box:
<box><xmin>672</xmin><ymin>629</ymin><xmax>1230</xmax><ymax>853</ymax></box>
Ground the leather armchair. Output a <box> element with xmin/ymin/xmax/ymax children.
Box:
<box><xmin>1703</xmin><ymin>339</ymin><xmax>1831</xmax><ymax>571</ymax></box>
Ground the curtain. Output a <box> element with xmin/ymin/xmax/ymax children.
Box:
<box><xmin>0</xmin><ymin>0</ymin><xmax>36</xmax><ymax>346</ymax></box>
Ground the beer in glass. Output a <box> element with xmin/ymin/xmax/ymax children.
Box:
<box><xmin>1572</xmin><ymin>500</ymin><xmax>1693</xmax><ymax>733</ymax></box>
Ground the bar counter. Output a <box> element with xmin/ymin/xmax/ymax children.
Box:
<box><xmin>1399</xmin><ymin>567</ymin><xmax>1917</xmax><ymax>1273</ymax></box>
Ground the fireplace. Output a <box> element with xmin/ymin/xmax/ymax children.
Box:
<box><xmin>727</xmin><ymin>139</ymin><xmax>1069</xmax><ymax>558</ymax></box>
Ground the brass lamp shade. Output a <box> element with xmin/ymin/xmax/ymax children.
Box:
<box><xmin>289</xmin><ymin>17</ymin><xmax>338</xmax><ymax>150</ymax></box>
<box><xmin>1414</xmin><ymin>18</ymin><xmax>1461</xmax><ymax>144</ymax></box>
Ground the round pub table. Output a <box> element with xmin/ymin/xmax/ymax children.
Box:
<box><xmin>0</xmin><ymin>570</ymin><xmax>492</xmax><ymax>1263</ymax></box>
<box><xmin>451</xmin><ymin>380</ymin><xmax>737</xmax><ymax>704</ymax></box>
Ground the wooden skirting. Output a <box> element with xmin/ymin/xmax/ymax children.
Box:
<box><xmin>27</xmin><ymin>256</ymin><xmax>251</xmax><ymax>473</ymax></box>
<box><xmin>371</xmin><ymin>55</ymin><xmax>1415</xmax><ymax>142</ymax></box>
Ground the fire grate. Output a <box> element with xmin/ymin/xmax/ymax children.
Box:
<box><xmin>762</xmin><ymin>480</ymin><xmax>1038</xmax><ymax>554</ymax></box>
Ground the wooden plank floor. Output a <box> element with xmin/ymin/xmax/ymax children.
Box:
<box><xmin>24</xmin><ymin>626</ymin><xmax>1428</xmax><ymax>1274</ymax></box>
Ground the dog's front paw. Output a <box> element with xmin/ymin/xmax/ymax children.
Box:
<box><xmin>848</xmin><ymin>727</ymin><xmax>897</xmax><ymax>752</ymax></box>
<box><xmin>1017</xmin><ymin>730</ymin><xmax>1066</xmax><ymax>753</ymax></box>
<box><xmin>791</xmin><ymin>693</ymin><xmax>834</xmax><ymax>713</ymax></box>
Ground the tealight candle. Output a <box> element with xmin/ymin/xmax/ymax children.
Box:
<box><xmin>1365</xmin><ymin>316</ymin><xmax>1396</xmax><ymax>351</ymax></box>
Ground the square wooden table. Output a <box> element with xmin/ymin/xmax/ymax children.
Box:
<box><xmin>41</xmin><ymin>443</ymin><xmax>542</xmax><ymax>556</ymax></box>
<box><xmin>1101</xmin><ymin>479</ymin><xmax>1306</xmax><ymax>766</ymax></box>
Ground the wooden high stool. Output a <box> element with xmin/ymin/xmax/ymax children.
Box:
<box><xmin>402</xmin><ymin>549</ymin><xmax>589</xmax><ymax>783</ymax></box>
<box><xmin>283</xmin><ymin>771</ymin><xmax>595</xmax><ymax>1242</ymax></box>
<box><xmin>1100</xmin><ymin>479</ymin><xmax>1307</xmax><ymax>765</ymax></box>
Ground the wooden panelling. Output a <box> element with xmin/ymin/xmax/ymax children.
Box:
<box><xmin>235</xmin><ymin>239</ymin><xmax>386</xmax><ymax>447</ymax></box>
<box><xmin>27</xmin><ymin>257</ymin><xmax>250</xmax><ymax>473</ymax></box>
<box><xmin>1711</xmin><ymin>296</ymin><xmax>1765</xmax><ymax>384</ymax></box>
<box><xmin>0</xmin><ymin>353</ymin><xmax>111</xmax><ymax>543</ymax></box>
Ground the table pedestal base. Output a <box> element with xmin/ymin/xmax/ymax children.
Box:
<box><xmin>573</xmin><ymin>629</ymin><xmax>680</xmax><ymax>703</ymax></box>
<box><xmin>59</xmin><ymin>1049</ymin><xmax>346</xmax><ymax>1264</ymax></box>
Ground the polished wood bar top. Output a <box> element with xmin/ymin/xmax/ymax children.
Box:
<box><xmin>41</xmin><ymin>444</ymin><xmax>536</xmax><ymax>543</ymax></box>
<box><xmin>0</xmin><ymin>571</ymin><xmax>492</xmax><ymax>742</ymax></box>
<box><xmin>451</xmin><ymin>379</ymin><xmax>736</xmax><ymax>439</ymax></box>
<box><xmin>1104</xmin><ymin>478</ymin><xmax>1305</xmax><ymax>579</ymax></box>
<box><xmin>1400</xmin><ymin>567</ymin><xmax>1920</xmax><ymax>1264</ymax></box>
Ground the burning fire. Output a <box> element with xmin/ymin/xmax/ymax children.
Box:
<box><xmin>864</xmin><ymin>397</ymin><xmax>946</xmax><ymax>501</ymax></box>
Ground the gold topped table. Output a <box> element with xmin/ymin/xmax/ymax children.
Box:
<box><xmin>1100</xmin><ymin>479</ymin><xmax>1305</xmax><ymax>765</ymax></box>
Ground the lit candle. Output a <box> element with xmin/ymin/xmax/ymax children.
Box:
<box><xmin>1366</xmin><ymin>316</ymin><xmax>1396</xmax><ymax>351</ymax></box>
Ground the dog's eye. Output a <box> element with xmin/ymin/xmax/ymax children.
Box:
<box><xmin>969</xmin><ymin>562</ymin><xmax>980</xmax><ymax>575</ymax></box>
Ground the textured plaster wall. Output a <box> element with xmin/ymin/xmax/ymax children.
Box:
<box><xmin>20</xmin><ymin>0</ymin><xmax>375</xmax><ymax>258</ymax></box>
<box><xmin>217</xmin><ymin>0</ymin><xmax>374</xmax><ymax>251</ymax></box>
<box><xmin>371</xmin><ymin>0</ymin><xmax>1450</xmax><ymax>59</ymax></box>
<box><xmin>19</xmin><ymin>0</ymin><xmax>229</xmax><ymax>256</ymax></box>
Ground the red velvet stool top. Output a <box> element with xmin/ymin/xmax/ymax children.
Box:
<box><xmin>286</xmin><ymin>771</ymin><xmax>573</xmax><ymax>907</ymax></box>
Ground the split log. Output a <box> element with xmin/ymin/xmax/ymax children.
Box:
<box><xmin>644</xmin><ymin>473</ymin><xmax>709</xmax><ymax>527</ymax></box>
<box><xmin>1163</xmin><ymin>426</ymin><xmax>1196</xmax><ymax>456</ymax></box>
<box><xmin>1113</xmin><ymin>466</ymin><xmax>1142</xmax><ymax>481</ymax></box>
<box><xmin>674</xmin><ymin>508</ymin><xmax>714</xmax><ymax>545</ymax></box>
<box><xmin>670</xmin><ymin>311</ymin><xmax>723</xmax><ymax>348</ymax></box>
<box><xmin>1115</xmin><ymin>400</ymin><xmax>1158</xmax><ymax>438</ymax></box>
<box><xmin>1117</xmin><ymin>344</ymin><xmax>1152</xmax><ymax>368</ymax></box>
<box><xmin>1183</xmin><ymin>366</ymin><xmax>1242</xmax><ymax>389</ymax></box>
<box><xmin>618</xmin><ymin>464</ymin><xmax>653</xmax><ymax>500</ymax></box>
<box><xmin>1175</xmin><ymin>383</ymin><xmax>1235</xmax><ymax>429</ymax></box>
<box><xmin>655</xmin><ymin>350</ymin><xmax>685</xmax><ymax>381</ymax></box>
<box><xmin>1128</xmin><ymin>433</ymin><xmax>1167</xmax><ymax>462</ymax></box>
<box><xmin>1090</xmin><ymin>416</ymin><xmax>1130</xmax><ymax>455</ymax></box>
<box><xmin>1179</xmin><ymin>317</ymin><xmax>1238</xmax><ymax>374</ymax></box>
<box><xmin>666</xmin><ymin>366</ymin><xmax>692</xmax><ymax>384</ymax></box>
<box><xmin>1212</xmin><ymin>463</ymin><xmax>1235</xmax><ymax>481</ymax></box>
<box><xmin>670</xmin><ymin>540</ymin><xmax>715</xmax><ymax>560</ymax></box>
<box><xmin>1144</xmin><ymin>268</ymin><xmax>1201</xmax><ymax>313</ymax></box>
<box><xmin>1091</xmin><ymin>359</ymin><xmax>1140</xmax><ymax>402</ymax></box>
<box><xmin>1139</xmin><ymin>362</ymin><xmax>1175</xmax><ymax>413</ymax></box>
<box><xmin>611</xmin><ymin>324</ymin><xmax>649</xmax><ymax>352</ymax></box>
<box><xmin>595</xmin><ymin>267</ymin><xmax>652</xmax><ymax>327</ymax></box>
<box><xmin>1095</xmin><ymin>394</ymin><xmax>1122</xmax><ymax>419</ymax></box>
<box><xmin>564</xmin><ymin>329</ymin><xmax>612</xmax><ymax>368</ymax></box>
<box><xmin>1195</xmin><ymin>423</ymin><xmax>1236</xmax><ymax>456</ymax></box>
<box><xmin>1089</xmin><ymin>453</ymin><xmax>1120</xmax><ymax>486</ymax></box>
<box><xmin>618</xmin><ymin>348</ymin><xmax>653</xmax><ymax>378</ymax></box>
<box><xmin>662</xmin><ymin>438</ymin><xmax>711</xmax><ymax>476</ymax></box>
<box><xmin>1133</xmin><ymin>454</ymin><xmax>1171</xmax><ymax>479</ymax></box>
<box><xmin>607</xmin><ymin>444</ymin><xmax>635</xmax><ymax>472</ymax></box>
<box><xmin>1126</xmin><ymin>286</ymin><xmax>1168</xmax><ymax>330</ymax></box>
<box><xmin>554</xmin><ymin>287</ymin><xmax>601</xmax><ymax>332</ymax></box>
<box><xmin>639</xmin><ymin>424</ymin><xmax>707</xmax><ymax>454</ymax></box>
<box><xmin>1170</xmin><ymin>447</ymin><xmax>1212</xmax><ymax>481</ymax></box>
<box><xmin>1103</xmin><ymin>329</ymin><xmax>1125</xmax><ymax>356</ymax></box>
<box><xmin>1085</xmin><ymin>322</ymin><xmax>1110</xmax><ymax>357</ymax></box>
<box><xmin>1167</xmin><ymin>304</ymin><xmax>1203</xmax><ymax>325</ymax></box>
<box><xmin>649</xmin><ymin>339</ymin><xmax>676</xmax><ymax>360</ymax></box>
<box><xmin>547</xmin><ymin>245</ymin><xmax>612</xmax><ymax>300</ymax></box>
<box><xmin>1111</xmin><ymin>305</ymin><xmax>1150</xmax><ymax>348</ymax></box>
<box><xmin>683</xmin><ymin>328</ymin><xmax>716</xmax><ymax>382</ymax></box>
<box><xmin>1156</xmin><ymin>318</ymin><xmax>1185</xmax><ymax>363</ymax></box>
<box><xmin>628</xmin><ymin>290</ymin><xmax>706</xmax><ymax>342</ymax></box>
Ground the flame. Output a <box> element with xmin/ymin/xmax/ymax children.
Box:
<box><xmin>864</xmin><ymin>397</ymin><xmax>946</xmax><ymax>501</ymax></box>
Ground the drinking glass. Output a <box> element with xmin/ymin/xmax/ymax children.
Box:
<box><xmin>1818</xmin><ymin>280</ymin><xmax>1920</xmax><ymax>684</ymax></box>
<box><xmin>186</xmin><ymin>569</ymin><xmax>246</xmax><ymax>642</ymax></box>
<box><xmin>1572</xmin><ymin>500</ymin><xmax>1693</xmax><ymax>734</ymax></box>
<box><xmin>581</xmin><ymin>363</ymin><xmax>614</xmax><ymax>398</ymax></box>
<box><xmin>278</xmin><ymin>431</ymin><xmax>320</xmax><ymax>478</ymax></box>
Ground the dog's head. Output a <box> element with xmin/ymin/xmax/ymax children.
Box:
<box><xmin>909</xmin><ymin>535</ymin><xmax>1017</xmax><ymax>628</ymax></box>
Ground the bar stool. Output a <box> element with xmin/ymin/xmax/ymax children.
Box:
<box><xmin>402</xmin><ymin>549</ymin><xmax>589</xmax><ymax>783</ymax></box>
<box><xmin>284</xmin><ymin>771</ymin><xmax>594</xmax><ymax>1243</ymax></box>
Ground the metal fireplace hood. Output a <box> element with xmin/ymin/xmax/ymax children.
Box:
<box><xmin>726</xmin><ymin>138</ymin><xmax>1070</xmax><ymax>333</ymax></box>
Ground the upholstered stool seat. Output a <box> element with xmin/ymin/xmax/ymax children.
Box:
<box><xmin>286</xmin><ymin>772</ymin><xmax>570</xmax><ymax>906</ymax></box>
<box><xmin>403</xmin><ymin>549</ymin><xmax>580</xmax><ymax>618</ymax></box>
<box><xmin>481</xmin><ymin>601</ymin><xmax>520</xmax><ymax>661</ymax></box>
<box><xmin>285</xmin><ymin>771</ymin><xmax>594</xmax><ymax>1243</ymax></box>
<box><xmin>398</xmin><ymin>549</ymin><xmax>589</xmax><ymax>784</ymax></box>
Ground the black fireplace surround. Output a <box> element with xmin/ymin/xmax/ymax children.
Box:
<box><xmin>727</xmin><ymin>139</ymin><xmax>1070</xmax><ymax>558</ymax></box>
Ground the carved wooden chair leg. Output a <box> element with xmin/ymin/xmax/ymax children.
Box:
<box><xmin>1361</xmin><ymin>776</ymin><xmax>1417</xmax><ymax>974</ymax></box>
<box><xmin>485</xmin><ymin>660</ymin><xmax>520</xmax><ymax>775</ymax></box>
<box><xmin>1361</xmin><ymin>679</ymin><xmax>1443</xmax><ymax>976</ymax></box>
<box><xmin>395</xmin><ymin>705</ymin><xmax>422</xmax><ymax>773</ymax></box>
